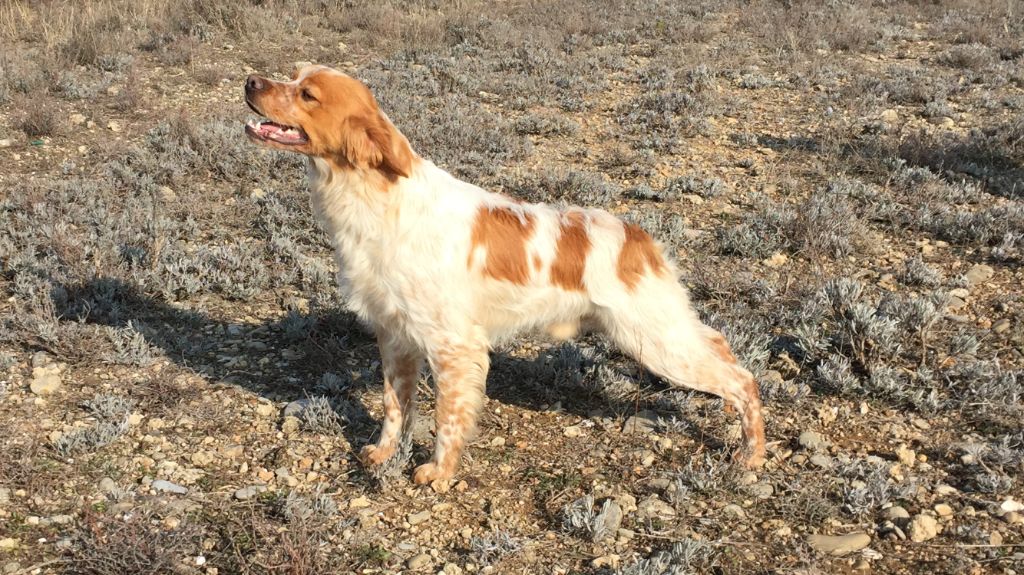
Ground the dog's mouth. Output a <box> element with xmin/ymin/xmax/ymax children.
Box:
<box><xmin>244</xmin><ymin>98</ymin><xmax>309</xmax><ymax>146</ymax></box>
<box><xmin>245</xmin><ymin>118</ymin><xmax>309</xmax><ymax>146</ymax></box>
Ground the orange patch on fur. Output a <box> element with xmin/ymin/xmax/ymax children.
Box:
<box><xmin>708</xmin><ymin>331</ymin><xmax>738</xmax><ymax>364</ymax></box>
<box><xmin>550</xmin><ymin>211</ymin><xmax>591</xmax><ymax>291</ymax></box>
<box><xmin>532</xmin><ymin>253</ymin><xmax>543</xmax><ymax>272</ymax></box>
<box><xmin>469</xmin><ymin>207</ymin><xmax>536</xmax><ymax>284</ymax></box>
<box><xmin>616</xmin><ymin>223</ymin><xmax>666</xmax><ymax>291</ymax></box>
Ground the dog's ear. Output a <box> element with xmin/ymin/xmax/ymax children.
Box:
<box><xmin>342</xmin><ymin>114</ymin><xmax>413</xmax><ymax>179</ymax></box>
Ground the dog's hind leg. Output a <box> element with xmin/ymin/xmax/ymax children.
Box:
<box><xmin>596</xmin><ymin>282</ymin><xmax>766</xmax><ymax>468</ymax></box>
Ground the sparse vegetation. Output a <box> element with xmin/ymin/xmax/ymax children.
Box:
<box><xmin>1</xmin><ymin>0</ymin><xmax>1022</xmax><ymax>572</ymax></box>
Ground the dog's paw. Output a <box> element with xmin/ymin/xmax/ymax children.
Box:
<box><xmin>359</xmin><ymin>443</ymin><xmax>395</xmax><ymax>467</ymax></box>
<box><xmin>412</xmin><ymin>461</ymin><xmax>453</xmax><ymax>485</ymax></box>
<box><xmin>732</xmin><ymin>447</ymin><xmax>767</xmax><ymax>470</ymax></box>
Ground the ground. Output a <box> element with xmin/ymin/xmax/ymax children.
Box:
<box><xmin>1</xmin><ymin>1</ymin><xmax>1023</xmax><ymax>574</ymax></box>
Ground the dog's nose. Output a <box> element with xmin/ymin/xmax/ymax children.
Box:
<box><xmin>245</xmin><ymin>75</ymin><xmax>265</xmax><ymax>93</ymax></box>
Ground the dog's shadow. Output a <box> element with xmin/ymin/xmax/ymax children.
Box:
<box><xmin>54</xmin><ymin>276</ymin><xmax>716</xmax><ymax>481</ymax></box>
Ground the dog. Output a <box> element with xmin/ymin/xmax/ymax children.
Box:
<box><xmin>244</xmin><ymin>65</ymin><xmax>766</xmax><ymax>485</ymax></box>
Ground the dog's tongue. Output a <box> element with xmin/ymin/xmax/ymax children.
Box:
<box><xmin>260</xmin><ymin>121</ymin><xmax>305</xmax><ymax>143</ymax></box>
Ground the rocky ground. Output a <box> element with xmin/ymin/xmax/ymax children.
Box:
<box><xmin>1</xmin><ymin>1</ymin><xmax>1023</xmax><ymax>573</ymax></box>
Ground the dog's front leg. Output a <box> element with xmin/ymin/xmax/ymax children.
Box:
<box><xmin>360</xmin><ymin>336</ymin><xmax>423</xmax><ymax>466</ymax></box>
<box><xmin>412</xmin><ymin>337</ymin><xmax>489</xmax><ymax>485</ymax></box>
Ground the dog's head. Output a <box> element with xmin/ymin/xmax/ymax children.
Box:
<box><xmin>244</xmin><ymin>65</ymin><xmax>412</xmax><ymax>178</ymax></box>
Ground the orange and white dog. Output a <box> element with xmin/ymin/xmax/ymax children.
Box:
<box><xmin>244</xmin><ymin>65</ymin><xmax>766</xmax><ymax>485</ymax></box>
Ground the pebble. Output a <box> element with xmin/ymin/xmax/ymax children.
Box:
<box><xmin>934</xmin><ymin>504</ymin><xmax>953</xmax><ymax>517</ymax></box>
<box><xmin>807</xmin><ymin>532</ymin><xmax>871</xmax><ymax>556</ymax></box>
<box><xmin>563</xmin><ymin>425</ymin><xmax>582</xmax><ymax>438</ymax></box>
<box><xmin>1003</xmin><ymin>511</ymin><xmax>1023</xmax><ymax>525</ymax></box>
<box><xmin>809</xmin><ymin>454</ymin><xmax>833</xmax><ymax>468</ymax></box>
<box><xmin>748</xmin><ymin>483</ymin><xmax>774</xmax><ymax>498</ymax></box>
<box><xmin>964</xmin><ymin>264</ymin><xmax>994</xmax><ymax>286</ymax></box>
<box><xmin>798</xmin><ymin>431</ymin><xmax>829</xmax><ymax>451</ymax></box>
<box><xmin>0</xmin><ymin>539</ymin><xmax>18</xmax><ymax>551</ymax></box>
<box><xmin>908</xmin><ymin>514</ymin><xmax>939</xmax><ymax>542</ymax></box>
<box><xmin>283</xmin><ymin>399</ymin><xmax>311</xmax><ymax>418</ymax></box>
<box><xmin>883</xmin><ymin>506</ymin><xmax>910</xmax><ymax>522</ymax></box>
<box><xmin>407</xmin><ymin>553</ymin><xmax>432</xmax><ymax>570</ymax></box>
<box><xmin>408</xmin><ymin>510</ymin><xmax>431</xmax><ymax>526</ymax></box>
<box><xmin>234</xmin><ymin>485</ymin><xmax>268</xmax><ymax>500</ymax></box>
<box><xmin>636</xmin><ymin>496</ymin><xmax>675</xmax><ymax>519</ymax></box>
<box><xmin>879</xmin><ymin>109</ymin><xmax>899</xmax><ymax>124</ymax></box>
<box><xmin>107</xmin><ymin>120</ymin><xmax>122</xmax><ymax>132</ymax></box>
<box><xmin>721</xmin><ymin>504</ymin><xmax>746</xmax><ymax>519</ymax></box>
<box><xmin>255</xmin><ymin>402</ymin><xmax>276</xmax><ymax>417</ymax></box>
<box><xmin>349</xmin><ymin>495</ymin><xmax>371</xmax><ymax>509</ymax></box>
<box><xmin>992</xmin><ymin>318</ymin><xmax>1011</xmax><ymax>333</ymax></box>
<box><xmin>158</xmin><ymin>186</ymin><xmax>177</xmax><ymax>202</ymax></box>
<box><xmin>69</xmin><ymin>113</ymin><xmax>87</xmax><ymax>125</ymax></box>
<box><xmin>151</xmin><ymin>480</ymin><xmax>188</xmax><ymax>495</ymax></box>
<box><xmin>622</xmin><ymin>410</ymin><xmax>659</xmax><ymax>434</ymax></box>
<box><xmin>30</xmin><ymin>366</ymin><xmax>62</xmax><ymax>395</ymax></box>
<box><xmin>98</xmin><ymin>477</ymin><xmax>117</xmax><ymax>494</ymax></box>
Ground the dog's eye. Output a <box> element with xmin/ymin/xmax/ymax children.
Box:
<box><xmin>300</xmin><ymin>88</ymin><xmax>317</xmax><ymax>102</ymax></box>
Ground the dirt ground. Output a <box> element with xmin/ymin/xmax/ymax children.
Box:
<box><xmin>1</xmin><ymin>1</ymin><xmax>1023</xmax><ymax>573</ymax></box>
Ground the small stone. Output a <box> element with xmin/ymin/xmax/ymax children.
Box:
<box><xmin>489</xmin><ymin>436</ymin><xmax>505</xmax><ymax>447</ymax></box>
<box><xmin>107</xmin><ymin>120</ymin><xmax>122</xmax><ymax>132</ymax></box>
<box><xmin>798</xmin><ymin>431</ymin><xmax>829</xmax><ymax>451</ymax></box>
<box><xmin>908</xmin><ymin>514</ymin><xmax>939</xmax><ymax>542</ymax></box>
<box><xmin>809</xmin><ymin>454</ymin><xmax>833</xmax><ymax>468</ymax></box>
<box><xmin>233</xmin><ymin>485</ymin><xmax>267</xmax><ymax>500</ymax></box>
<box><xmin>0</xmin><ymin>539</ymin><xmax>18</xmax><ymax>551</ymax></box>
<box><xmin>1000</xmin><ymin>498</ymin><xmax>1024</xmax><ymax>513</ymax></box>
<box><xmin>721</xmin><ymin>504</ymin><xmax>746</xmax><ymax>518</ymax></box>
<box><xmin>4</xmin><ymin>562</ymin><xmax>21</xmax><ymax>574</ymax></box>
<box><xmin>623</xmin><ymin>411</ymin><xmax>659</xmax><ymax>435</ymax></box>
<box><xmin>992</xmin><ymin>318</ymin><xmax>1011</xmax><ymax>333</ymax></box>
<box><xmin>563</xmin><ymin>425</ymin><xmax>582</xmax><ymax>438</ymax></box>
<box><xmin>30</xmin><ymin>367</ymin><xmax>61</xmax><ymax>395</ymax></box>
<box><xmin>883</xmin><ymin>506</ymin><xmax>910</xmax><ymax>522</ymax></box>
<box><xmin>1003</xmin><ymin>511</ymin><xmax>1023</xmax><ymax>525</ymax></box>
<box><xmin>190</xmin><ymin>451</ymin><xmax>215</xmax><ymax>466</ymax></box>
<box><xmin>879</xmin><ymin>109</ymin><xmax>899</xmax><ymax>124</ymax></box>
<box><xmin>946</xmin><ymin>296</ymin><xmax>967</xmax><ymax>311</ymax></box>
<box><xmin>762</xmin><ymin>252</ymin><xmax>788</xmax><ymax>268</ymax></box>
<box><xmin>935</xmin><ymin>484</ymin><xmax>959</xmax><ymax>496</ymax></box>
<box><xmin>69</xmin><ymin>113</ymin><xmax>87</xmax><ymax>125</ymax></box>
<box><xmin>896</xmin><ymin>444</ymin><xmax>916</xmax><ymax>466</ymax></box>
<box><xmin>0</xmin><ymin>139</ymin><xmax>12</xmax><ymax>148</ymax></box>
<box><xmin>255</xmin><ymin>402</ymin><xmax>276</xmax><ymax>417</ymax></box>
<box><xmin>31</xmin><ymin>351</ymin><xmax>52</xmax><ymax>368</ymax></box>
<box><xmin>222</xmin><ymin>444</ymin><xmax>245</xmax><ymax>459</ymax></box>
<box><xmin>964</xmin><ymin>264</ymin><xmax>994</xmax><ymax>287</ymax></box>
<box><xmin>591</xmin><ymin>555</ymin><xmax>620</xmax><ymax>569</ymax></box>
<box><xmin>349</xmin><ymin>495</ymin><xmax>371</xmax><ymax>509</ymax></box>
<box><xmin>151</xmin><ymin>480</ymin><xmax>188</xmax><ymax>495</ymax></box>
<box><xmin>408</xmin><ymin>510</ymin><xmax>431</xmax><ymax>526</ymax></box>
<box><xmin>281</xmin><ymin>416</ymin><xmax>301</xmax><ymax>435</ymax></box>
<box><xmin>748</xmin><ymin>483</ymin><xmax>774</xmax><ymax>498</ymax></box>
<box><xmin>934</xmin><ymin>504</ymin><xmax>953</xmax><ymax>517</ymax></box>
<box><xmin>283</xmin><ymin>399</ymin><xmax>311</xmax><ymax>418</ymax></box>
<box><xmin>98</xmin><ymin>477</ymin><xmax>117</xmax><ymax>494</ymax></box>
<box><xmin>158</xmin><ymin>186</ymin><xmax>177</xmax><ymax>202</ymax></box>
<box><xmin>407</xmin><ymin>553</ymin><xmax>431</xmax><ymax>570</ymax></box>
<box><xmin>807</xmin><ymin>532</ymin><xmax>871</xmax><ymax>556</ymax></box>
<box><xmin>636</xmin><ymin>496</ymin><xmax>675</xmax><ymax>519</ymax></box>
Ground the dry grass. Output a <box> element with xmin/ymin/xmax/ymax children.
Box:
<box><xmin>0</xmin><ymin>0</ymin><xmax>1022</xmax><ymax>573</ymax></box>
